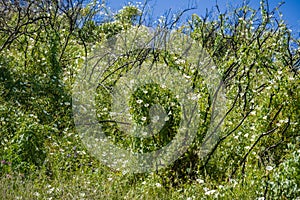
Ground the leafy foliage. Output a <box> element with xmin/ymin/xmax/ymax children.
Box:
<box><xmin>0</xmin><ymin>0</ymin><xmax>299</xmax><ymax>199</ymax></box>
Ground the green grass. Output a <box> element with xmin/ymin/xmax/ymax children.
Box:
<box><xmin>0</xmin><ymin>166</ymin><xmax>271</xmax><ymax>200</ymax></box>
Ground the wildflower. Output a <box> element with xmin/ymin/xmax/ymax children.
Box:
<box><xmin>183</xmin><ymin>74</ymin><xmax>191</xmax><ymax>79</ymax></box>
<box><xmin>155</xmin><ymin>183</ymin><xmax>162</xmax><ymax>188</ymax></box>
<box><xmin>80</xmin><ymin>193</ymin><xmax>85</xmax><ymax>197</ymax></box>
<box><xmin>47</xmin><ymin>187</ymin><xmax>55</xmax><ymax>194</ymax></box>
<box><xmin>144</xmin><ymin>103</ymin><xmax>149</xmax><ymax>107</ymax></box>
<box><xmin>196</xmin><ymin>178</ymin><xmax>204</xmax><ymax>184</ymax></box>
<box><xmin>229</xmin><ymin>178</ymin><xmax>238</xmax><ymax>187</ymax></box>
<box><xmin>136</xmin><ymin>99</ymin><xmax>143</xmax><ymax>104</ymax></box>
<box><xmin>33</xmin><ymin>192</ymin><xmax>40</xmax><ymax>197</ymax></box>
<box><xmin>107</xmin><ymin>177</ymin><xmax>113</xmax><ymax>181</ymax></box>
<box><xmin>204</xmin><ymin>189</ymin><xmax>217</xmax><ymax>195</ymax></box>
<box><xmin>250</xmin><ymin>110</ymin><xmax>256</xmax><ymax>116</ymax></box>
<box><xmin>266</xmin><ymin>166</ymin><xmax>273</xmax><ymax>171</ymax></box>
<box><xmin>142</xmin><ymin>132</ymin><xmax>148</xmax><ymax>136</ymax></box>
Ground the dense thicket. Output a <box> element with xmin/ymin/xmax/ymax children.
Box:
<box><xmin>0</xmin><ymin>0</ymin><xmax>299</xmax><ymax>198</ymax></box>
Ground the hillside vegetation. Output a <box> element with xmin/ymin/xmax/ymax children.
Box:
<box><xmin>0</xmin><ymin>0</ymin><xmax>299</xmax><ymax>199</ymax></box>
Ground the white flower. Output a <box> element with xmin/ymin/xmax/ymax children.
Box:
<box><xmin>205</xmin><ymin>189</ymin><xmax>217</xmax><ymax>195</ymax></box>
<box><xmin>188</xmin><ymin>93</ymin><xmax>198</xmax><ymax>100</ymax></box>
<box><xmin>175</xmin><ymin>59</ymin><xmax>185</xmax><ymax>65</ymax></box>
<box><xmin>196</xmin><ymin>178</ymin><xmax>204</xmax><ymax>184</ymax></box>
<box><xmin>183</xmin><ymin>74</ymin><xmax>191</xmax><ymax>79</ymax></box>
<box><xmin>47</xmin><ymin>187</ymin><xmax>55</xmax><ymax>194</ymax></box>
<box><xmin>144</xmin><ymin>103</ymin><xmax>149</xmax><ymax>107</ymax></box>
<box><xmin>33</xmin><ymin>192</ymin><xmax>40</xmax><ymax>197</ymax></box>
<box><xmin>250</xmin><ymin>135</ymin><xmax>256</xmax><ymax>142</ymax></box>
<box><xmin>155</xmin><ymin>183</ymin><xmax>162</xmax><ymax>188</ymax></box>
<box><xmin>288</xmin><ymin>77</ymin><xmax>295</xmax><ymax>81</ymax></box>
<box><xmin>80</xmin><ymin>193</ymin><xmax>85</xmax><ymax>197</ymax></box>
<box><xmin>141</xmin><ymin>117</ymin><xmax>147</xmax><ymax>121</ymax></box>
<box><xmin>229</xmin><ymin>178</ymin><xmax>237</xmax><ymax>187</ymax></box>
<box><xmin>109</xmin><ymin>112</ymin><xmax>117</xmax><ymax>117</ymax></box>
<box><xmin>136</xmin><ymin>99</ymin><xmax>143</xmax><ymax>104</ymax></box>
<box><xmin>266</xmin><ymin>166</ymin><xmax>273</xmax><ymax>171</ymax></box>
<box><xmin>142</xmin><ymin>132</ymin><xmax>148</xmax><ymax>136</ymax></box>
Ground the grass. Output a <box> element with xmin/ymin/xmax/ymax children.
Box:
<box><xmin>0</xmin><ymin>165</ymin><xmax>268</xmax><ymax>200</ymax></box>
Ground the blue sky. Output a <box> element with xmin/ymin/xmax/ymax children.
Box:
<box><xmin>106</xmin><ymin>0</ymin><xmax>300</xmax><ymax>34</ymax></box>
